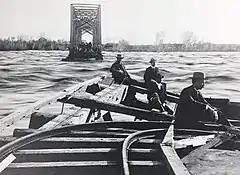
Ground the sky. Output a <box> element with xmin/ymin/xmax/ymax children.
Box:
<box><xmin>0</xmin><ymin>0</ymin><xmax>240</xmax><ymax>44</ymax></box>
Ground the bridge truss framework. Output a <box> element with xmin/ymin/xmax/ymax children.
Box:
<box><xmin>70</xmin><ymin>4</ymin><xmax>102</xmax><ymax>47</ymax></box>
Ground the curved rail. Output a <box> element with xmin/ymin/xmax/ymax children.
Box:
<box><xmin>121</xmin><ymin>128</ymin><xmax>216</xmax><ymax>175</ymax></box>
<box><xmin>0</xmin><ymin>121</ymin><xmax>171</xmax><ymax>161</ymax></box>
<box><xmin>122</xmin><ymin>128</ymin><xmax>168</xmax><ymax>175</ymax></box>
<box><xmin>0</xmin><ymin>120</ymin><xmax>220</xmax><ymax>174</ymax></box>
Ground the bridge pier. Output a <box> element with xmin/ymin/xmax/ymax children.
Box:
<box><xmin>64</xmin><ymin>3</ymin><xmax>102</xmax><ymax>61</ymax></box>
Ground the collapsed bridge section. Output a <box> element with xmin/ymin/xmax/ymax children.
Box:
<box><xmin>64</xmin><ymin>3</ymin><xmax>102</xmax><ymax>61</ymax></box>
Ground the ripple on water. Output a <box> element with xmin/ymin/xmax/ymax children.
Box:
<box><xmin>1</xmin><ymin>51</ymin><xmax>240</xmax><ymax>116</ymax></box>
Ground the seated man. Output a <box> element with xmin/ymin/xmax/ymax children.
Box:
<box><xmin>147</xmin><ymin>72</ymin><xmax>167</xmax><ymax>112</ymax></box>
<box><xmin>144</xmin><ymin>58</ymin><xmax>163</xmax><ymax>88</ymax></box>
<box><xmin>143</xmin><ymin>58</ymin><xmax>166</xmax><ymax>111</ymax></box>
<box><xmin>175</xmin><ymin>72</ymin><xmax>230</xmax><ymax>128</ymax></box>
<box><xmin>110</xmin><ymin>54</ymin><xmax>131</xmax><ymax>84</ymax></box>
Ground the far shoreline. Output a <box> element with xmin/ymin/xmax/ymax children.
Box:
<box><xmin>1</xmin><ymin>37</ymin><xmax>240</xmax><ymax>52</ymax></box>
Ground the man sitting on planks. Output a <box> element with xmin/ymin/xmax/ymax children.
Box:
<box><xmin>144</xmin><ymin>58</ymin><xmax>167</xmax><ymax>113</ymax></box>
<box><xmin>110</xmin><ymin>54</ymin><xmax>132</xmax><ymax>85</ymax></box>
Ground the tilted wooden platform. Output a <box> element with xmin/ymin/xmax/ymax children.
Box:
<box><xmin>1</xmin><ymin>74</ymin><xmax>240</xmax><ymax>174</ymax></box>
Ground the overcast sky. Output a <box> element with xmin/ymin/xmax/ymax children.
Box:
<box><xmin>0</xmin><ymin>0</ymin><xmax>240</xmax><ymax>44</ymax></box>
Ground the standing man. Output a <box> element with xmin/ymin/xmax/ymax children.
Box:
<box><xmin>110</xmin><ymin>54</ymin><xmax>131</xmax><ymax>84</ymax></box>
<box><xmin>174</xmin><ymin>72</ymin><xmax>231</xmax><ymax>128</ymax></box>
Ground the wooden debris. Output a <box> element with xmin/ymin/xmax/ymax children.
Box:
<box><xmin>58</xmin><ymin>97</ymin><xmax>174</xmax><ymax>121</ymax></box>
<box><xmin>182</xmin><ymin>132</ymin><xmax>234</xmax><ymax>164</ymax></box>
<box><xmin>160</xmin><ymin>145</ymin><xmax>191</xmax><ymax>175</ymax></box>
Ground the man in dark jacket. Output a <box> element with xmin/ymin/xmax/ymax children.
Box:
<box><xmin>175</xmin><ymin>72</ymin><xmax>219</xmax><ymax>128</ymax></box>
<box><xmin>143</xmin><ymin>58</ymin><xmax>166</xmax><ymax>112</ymax></box>
<box><xmin>144</xmin><ymin>58</ymin><xmax>163</xmax><ymax>87</ymax></box>
<box><xmin>110</xmin><ymin>54</ymin><xmax>131</xmax><ymax>84</ymax></box>
<box><xmin>147</xmin><ymin>72</ymin><xmax>167</xmax><ymax>112</ymax></box>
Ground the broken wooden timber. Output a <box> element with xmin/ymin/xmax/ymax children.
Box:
<box><xmin>57</xmin><ymin>96</ymin><xmax>174</xmax><ymax>121</ymax></box>
<box><xmin>37</xmin><ymin>84</ymin><xmax>128</xmax><ymax>130</ymax></box>
<box><xmin>160</xmin><ymin>145</ymin><xmax>190</xmax><ymax>175</ymax></box>
<box><xmin>38</xmin><ymin>108</ymin><xmax>91</xmax><ymax>131</ymax></box>
<box><xmin>85</xmin><ymin>84</ymin><xmax>128</xmax><ymax>122</ymax></box>
<box><xmin>162</xmin><ymin>122</ymin><xmax>174</xmax><ymax>146</ymax></box>
<box><xmin>159</xmin><ymin>122</ymin><xmax>190</xmax><ymax>175</ymax></box>
<box><xmin>0</xmin><ymin>76</ymin><xmax>106</xmax><ymax>133</ymax></box>
<box><xmin>174</xmin><ymin>134</ymin><xmax>216</xmax><ymax>149</ymax></box>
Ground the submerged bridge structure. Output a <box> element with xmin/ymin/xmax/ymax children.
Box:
<box><xmin>63</xmin><ymin>3</ymin><xmax>102</xmax><ymax>61</ymax></box>
<box><xmin>70</xmin><ymin>3</ymin><xmax>102</xmax><ymax>48</ymax></box>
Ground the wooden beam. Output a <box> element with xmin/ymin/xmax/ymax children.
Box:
<box><xmin>14</xmin><ymin>148</ymin><xmax>158</xmax><ymax>155</ymax></box>
<box><xmin>162</xmin><ymin>123</ymin><xmax>174</xmax><ymax>146</ymax></box>
<box><xmin>37</xmin><ymin>76</ymin><xmax>119</xmax><ymax>130</ymax></box>
<box><xmin>14</xmin><ymin>148</ymin><xmax>160</xmax><ymax>162</ymax></box>
<box><xmin>41</xmin><ymin>137</ymin><xmax>157</xmax><ymax>144</ymax></box>
<box><xmin>17</xmin><ymin>136</ymin><xmax>159</xmax><ymax>151</ymax></box>
<box><xmin>0</xmin><ymin>154</ymin><xmax>16</xmax><ymax>173</ymax></box>
<box><xmin>38</xmin><ymin>108</ymin><xmax>91</xmax><ymax>130</ymax></box>
<box><xmin>13</xmin><ymin>148</ymin><xmax>119</xmax><ymax>162</ymax></box>
<box><xmin>128</xmin><ymin>161</ymin><xmax>163</xmax><ymax>166</ymax></box>
<box><xmin>58</xmin><ymin>97</ymin><xmax>174</xmax><ymax>121</ymax></box>
<box><xmin>17</xmin><ymin>136</ymin><xmax>158</xmax><ymax>150</ymax></box>
<box><xmin>9</xmin><ymin>161</ymin><xmax>116</xmax><ymax>168</ymax></box>
<box><xmin>8</xmin><ymin>160</ymin><xmax>162</xmax><ymax>168</ymax></box>
<box><xmin>13</xmin><ymin>129</ymin><xmax>131</xmax><ymax>138</ymax></box>
<box><xmin>228</xmin><ymin>119</ymin><xmax>240</xmax><ymax>126</ymax></box>
<box><xmin>13</xmin><ymin>125</ymin><xmax>139</xmax><ymax>138</ymax></box>
<box><xmin>160</xmin><ymin>123</ymin><xmax>191</xmax><ymax>175</ymax></box>
<box><xmin>14</xmin><ymin>148</ymin><xmax>117</xmax><ymax>154</ymax></box>
<box><xmin>83</xmin><ymin>84</ymin><xmax>127</xmax><ymax>122</ymax></box>
<box><xmin>5</xmin><ymin>161</ymin><xmax>118</xmax><ymax>175</ymax></box>
<box><xmin>0</xmin><ymin>76</ymin><xmax>105</xmax><ymax>133</ymax></box>
<box><xmin>42</xmin><ymin>137</ymin><xmax>125</xmax><ymax>143</ymax></box>
<box><xmin>174</xmin><ymin>134</ymin><xmax>216</xmax><ymax>149</ymax></box>
<box><xmin>160</xmin><ymin>145</ymin><xmax>190</xmax><ymax>175</ymax></box>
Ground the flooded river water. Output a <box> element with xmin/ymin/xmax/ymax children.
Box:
<box><xmin>1</xmin><ymin>51</ymin><xmax>240</xmax><ymax>117</ymax></box>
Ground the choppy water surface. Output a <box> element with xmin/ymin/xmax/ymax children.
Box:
<box><xmin>1</xmin><ymin>51</ymin><xmax>240</xmax><ymax>117</ymax></box>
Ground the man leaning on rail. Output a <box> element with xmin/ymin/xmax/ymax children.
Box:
<box><xmin>175</xmin><ymin>72</ymin><xmax>231</xmax><ymax>128</ymax></box>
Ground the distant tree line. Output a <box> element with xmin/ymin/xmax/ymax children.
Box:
<box><xmin>103</xmin><ymin>40</ymin><xmax>240</xmax><ymax>52</ymax></box>
<box><xmin>2</xmin><ymin>31</ymin><xmax>240</xmax><ymax>52</ymax></box>
<box><xmin>104</xmin><ymin>31</ymin><xmax>240</xmax><ymax>52</ymax></box>
<box><xmin>0</xmin><ymin>36</ymin><xmax>68</xmax><ymax>51</ymax></box>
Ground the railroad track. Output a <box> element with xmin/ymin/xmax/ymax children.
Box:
<box><xmin>0</xmin><ymin>121</ymin><xmax>186</xmax><ymax>175</ymax></box>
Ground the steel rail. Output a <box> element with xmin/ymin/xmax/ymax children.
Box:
<box><xmin>0</xmin><ymin>121</ymin><xmax>170</xmax><ymax>161</ymax></box>
<box><xmin>122</xmin><ymin>128</ymin><xmax>168</xmax><ymax>175</ymax></box>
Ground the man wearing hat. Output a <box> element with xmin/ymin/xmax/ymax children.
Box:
<box><xmin>175</xmin><ymin>72</ymin><xmax>220</xmax><ymax>128</ymax></box>
<box><xmin>144</xmin><ymin>58</ymin><xmax>164</xmax><ymax>86</ymax></box>
<box><xmin>144</xmin><ymin>58</ymin><xmax>167</xmax><ymax>112</ymax></box>
<box><xmin>110</xmin><ymin>54</ymin><xmax>131</xmax><ymax>84</ymax></box>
